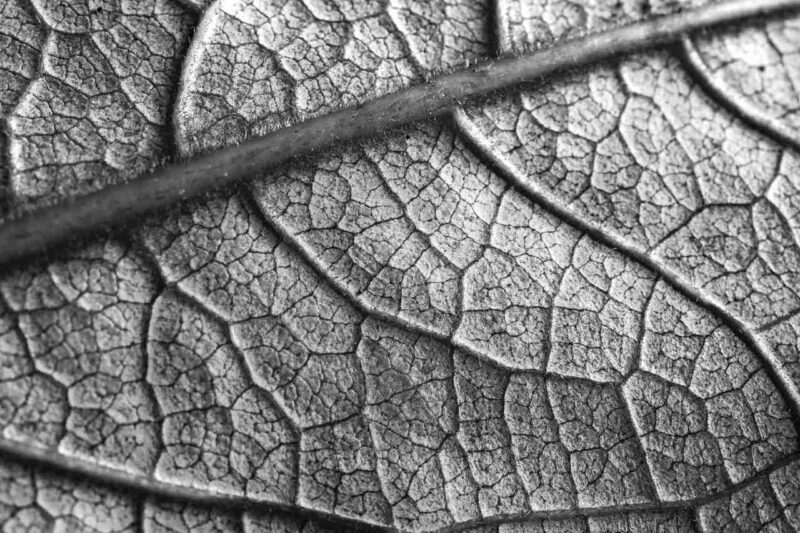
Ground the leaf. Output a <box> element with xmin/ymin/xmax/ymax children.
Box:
<box><xmin>2</xmin><ymin>0</ymin><xmax>800</xmax><ymax>532</ymax></box>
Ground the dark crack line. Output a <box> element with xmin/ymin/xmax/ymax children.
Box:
<box><xmin>452</xmin><ymin>109</ymin><xmax>800</xmax><ymax>432</ymax></box>
<box><xmin>1</xmin><ymin>0</ymin><xmax>798</xmax><ymax>267</ymax></box>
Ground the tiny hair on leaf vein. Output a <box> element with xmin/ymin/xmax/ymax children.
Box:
<box><xmin>0</xmin><ymin>0</ymin><xmax>798</xmax><ymax>267</ymax></box>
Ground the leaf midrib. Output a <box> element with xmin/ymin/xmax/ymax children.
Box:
<box><xmin>0</xmin><ymin>0</ymin><xmax>797</xmax><ymax>267</ymax></box>
<box><xmin>2</xmin><ymin>0</ymin><xmax>800</xmax><ymax>528</ymax></box>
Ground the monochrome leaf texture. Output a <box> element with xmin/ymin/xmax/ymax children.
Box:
<box><xmin>2</xmin><ymin>0</ymin><xmax>800</xmax><ymax>531</ymax></box>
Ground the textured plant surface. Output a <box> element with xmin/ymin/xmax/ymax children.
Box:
<box><xmin>2</xmin><ymin>0</ymin><xmax>800</xmax><ymax>531</ymax></box>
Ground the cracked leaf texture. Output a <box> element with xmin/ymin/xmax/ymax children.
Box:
<box><xmin>3</xmin><ymin>0</ymin><xmax>800</xmax><ymax>531</ymax></box>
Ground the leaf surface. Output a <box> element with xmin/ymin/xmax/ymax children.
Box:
<box><xmin>2</xmin><ymin>0</ymin><xmax>800</xmax><ymax>532</ymax></box>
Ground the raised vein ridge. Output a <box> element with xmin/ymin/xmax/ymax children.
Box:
<box><xmin>0</xmin><ymin>0</ymin><xmax>798</xmax><ymax>267</ymax></box>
